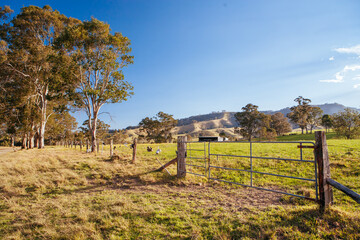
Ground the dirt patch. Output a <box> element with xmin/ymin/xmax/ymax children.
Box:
<box><xmin>127</xmin><ymin>182</ymin><xmax>285</xmax><ymax>208</ymax></box>
<box><xmin>82</xmin><ymin>172</ymin><xmax>286</xmax><ymax>209</ymax></box>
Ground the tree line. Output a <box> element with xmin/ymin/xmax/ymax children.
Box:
<box><xmin>0</xmin><ymin>5</ymin><xmax>133</xmax><ymax>151</ymax></box>
<box><xmin>135</xmin><ymin>96</ymin><xmax>360</xmax><ymax>143</ymax></box>
<box><xmin>235</xmin><ymin>96</ymin><xmax>360</xmax><ymax>140</ymax></box>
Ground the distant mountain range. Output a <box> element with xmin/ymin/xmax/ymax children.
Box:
<box><xmin>177</xmin><ymin>103</ymin><xmax>359</xmax><ymax>127</ymax></box>
<box><xmin>124</xmin><ymin>103</ymin><xmax>360</xmax><ymax>138</ymax></box>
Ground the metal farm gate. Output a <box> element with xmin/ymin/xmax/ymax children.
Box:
<box><xmin>183</xmin><ymin>141</ymin><xmax>318</xmax><ymax>201</ymax></box>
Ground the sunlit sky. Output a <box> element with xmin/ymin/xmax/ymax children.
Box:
<box><xmin>4</xmin><ymin>0</ymin><xmax>360</xmax><ymax>129</ymax></box>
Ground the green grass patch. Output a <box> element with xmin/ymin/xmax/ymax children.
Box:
<box><xmin>0</xmin><ymin>139</ymin><xmax>359</xmax><ymax>239</ymax></box>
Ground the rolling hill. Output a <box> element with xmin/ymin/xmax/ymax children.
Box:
<box><xmin>124</xmin><ymin>103</ymin><xmax>360</xmax><ymax>139</ymax></box>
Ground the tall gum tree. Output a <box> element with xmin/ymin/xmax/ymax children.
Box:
<box><xmin>57</xmin><ymin>18</ymin><xmax>134</xmax><ymax>152</ymax></box>
<box><xmin>234</xmin><ymin>104</ymin><xmax>265</xmax><ymax>141</ymax></box>
<box><xmin>1</xmin><ymin>5</ymin><xmax>80</xmax><ymax>148</ymax></box>
<box><xmin>287</xmin><ymin>96</ymin><xmax>312</xmax><ymax>134</ymax></box>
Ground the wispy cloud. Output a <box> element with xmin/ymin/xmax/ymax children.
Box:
<box><xmin>353</xmin><ymin>74</ymin><xmax>360</xmax><ymax>80</ymax></box>
<box><xmin>320</xmin><ymin>72</ymin><xmax>343</xmax><ymax>83</ymax></box>
<box><xmin>344</xmin><ymin>65</ymin><xmax>360</xmax><ymax>71</ymax></box>
<box><xmin>335</xmin><ymin>44</ymin><xmax>360</xmax><ymax>55</ymax></box>
<box><xmin>320</xmin><ymin>64</ymin><xmax>360</xmax><ymax>83</ymax></box>
<box><xmin>321</xmin><ymin>45</ymin><xmax>360</xmax><ymax>89</ymax></box>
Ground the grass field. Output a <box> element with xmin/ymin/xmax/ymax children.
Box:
<box><xmin>0</xmin><ymin>134</ymin><xmax>359</xmax><ymax>239</ymax></box>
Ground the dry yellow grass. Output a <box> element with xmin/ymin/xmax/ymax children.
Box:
<box><xmin>0</xmin><ymin>145</ymin><xmax>359</xmax><ymax>239</ymax></box>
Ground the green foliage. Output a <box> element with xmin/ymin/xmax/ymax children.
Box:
<box><xmin>0</xmin><ymin>5</ymin><xmax>80</xmax><ymax>148</ymax></box>
<box><xmin>0</xmin><ymin>139</ymin><xmax>359</xmax><ymax>239</ymax></box>
<box><xmin>270</xmin><ymin>112</ymin><xmax>292</xmax><ymax>136</ymax></box>
<box><xmin>80</xmin><ymin>119</ymin><xmax>110</xmax><ymax>141</ymax></box>
<box><xmin>287</xmin><ymin>96</ymin><xmax>312</xmax><ymax>134</ymax></box>
<box><xmin>234</xmin><ymin>104</ymin><xmax>264</xmax><ymax>141</ymax></box>
<box><xmin>219</xmin><ymin>131</ymin><xmax>227</xmax><ymax>138</ymax></box>
<box><xmin>110</xmin><ymin>129</ymin><xmax>128</xmax><ymax>144</ymax></box>
<box><xmin>234</xmin><ymin>104</ymin><xmax>277</xmax><ymax>141</ymax></box>
<box><xmin>332</xmin><ymin>108</ymin><xmax>360</xmax><ymax>139</ymax></box>
<box><xmin>307</xmin><ymin>106</ymin><xmax>323</xmax><ymax>133</ymax></box>
<box><xmin>56</xmin><ymin>17</ymin><xmax>134</xmax><ymax>151</ymax></box>
<box><xmin>321</xmin><ymin>114</ymin><xmax>333</xmax><ymax>132</ymax></box>
<box><xmin>46</xmin><ymin>112</ymin><xmax>77</xmax><ymax>144</ymax></box>
<box><xmin>139</xmin><ymin>112</ymin><xmax>178</xmax><ymax>143</ymax></box>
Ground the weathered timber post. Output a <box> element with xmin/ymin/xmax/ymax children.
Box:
<box><xmin>80</xmin><ymin>141</ymin><xmax>82</xmax><ymax>151</ymax></box>
<box><xmin>177</xmin><ymin>136</ymin><xmax>187</xmax><ymax>178</ymax></box>
<box><xmin>315</xmin><ymin>131</ymin><xmax>333</xmax><ymax>208</ymax></box>
<box><xmin>132</xmin><ymin>138</ymin><xmax>137</xmax><ymax>164</ymax></box>
<box><xmin>110</xmin><ymin>139</ymin><xmax>113</xmax><ymax>157</ymax></box>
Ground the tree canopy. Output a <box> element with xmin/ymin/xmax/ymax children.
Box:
<box><xmin>234</xmin><ymin>104</ymin><xmax>265</xmax><ymax>141</ymax></box>
<box><xmin>0</xmin><ymin>5</ymin><xmax>134</xmax><ymax>150</ymax></box>
<box><xmin>0</xmin><ymin>5</ymin><xmax>79</xmax><ymax>148</ymax></box>
<box><xmin>57</xmin><ymin>17</ymin><xmax>134</xmax><ymax>152</ymax></box>
<box><xmin>139</xmin><ymin>112</ymin><xmax>178</xmax><ymax>143</ymax></box>
<box><xmin>270</xmin><ymin>112</ymin><xmax>292</xmax><ymax>136</ymax></box>
<box><xmin>332</xmin><ymin>108</ymin><xmax>360</xmax><ymax>139</ymax></box>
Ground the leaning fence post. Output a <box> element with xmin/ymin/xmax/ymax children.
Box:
<box><xmin>315</xmin><ymin>131</ymin><xmax>333</xmax><ymax>208</ymax></box>
<box><xmin>132</xmin><ymin>138</ymin><xmax>137</xmax><ymax>164</ymax></box>
<box><xmin>177</xmin><ymin>136</ymin><xmax>187</xmax><ymax>178</ymax></box>
<box><xmin>110</xmin><ymin>139</ymin><xmax>113</xmax><ymax>157</ymax></box>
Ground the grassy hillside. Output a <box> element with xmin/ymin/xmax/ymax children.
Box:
<box><xmin>0</xmin><ymin>138</ymin><xmax>359</xmax><ymax>239</ymax></box>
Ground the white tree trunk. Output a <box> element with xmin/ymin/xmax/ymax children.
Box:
<box><xmin>29</xmin><ymin>133</ymin><xmax>35</xmax><ymax>149</ymax></box>
<box><xmin>38</xmin><ymin>97</ymin><xmax>47</xmax><ymax>149</ymax></box>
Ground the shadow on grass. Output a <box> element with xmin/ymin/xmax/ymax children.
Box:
<box><xmin>42</xmin><ymin>170</ymin><xmax>178</xmax><ymax>196</ymax></box>
<box><xmin>229</xmin><ymin>206</ymin><xmax>360</xmax><ymax>239</ymax></box>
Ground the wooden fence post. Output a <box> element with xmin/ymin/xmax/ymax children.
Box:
<box><xmin>177</xmin><ymin>136</ymin><xmax>187</xmax><ymax>178</ymax></box>
<box><xmin>315</xmin><ymin>131</ymin><xmax>333</xmax><ymax>208</ymax></box>
<box><xmin>132</xmin><ymin>138</ymin><xmax>137</xmax><ymax>164</ymax></box>
<box><xmin>80</xmin><ymin>141</ymin><xmax>82</xmax><ymax>151</ymax></box>
<box><xmin>110</xmin><ymin>139</ymin><xmax>113</xmax><ymax>157</ymax></box>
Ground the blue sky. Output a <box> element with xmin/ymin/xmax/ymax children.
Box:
<box><xmin>4</xmin><ymin>0</ymin><xmax>360</xmax><ymax>129</ymax></box>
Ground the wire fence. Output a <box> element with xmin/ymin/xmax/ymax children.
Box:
<box><xmin>184</xmin><ymin>141</ymin><xmax>318</xmax><ymax>201</ymax></box>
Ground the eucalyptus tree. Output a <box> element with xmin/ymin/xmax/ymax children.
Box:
<box><xmin>321</xmin><ymin>114</ymin><xmax>333</xmax><ymax>133</ymax></box>
<box><xmin>1</xmin><ymin>5</ymin><xmax>80</xmax><ymax>148</ymax></box>
<box><xmin>139</xmin><ymin>112</ymin><xmax>178</xmax><ymax>143</ymax></box>
<box><xmin>46</xmin><ymin>111</ymin><xmax>78</xmax><ymax>145</ymax></box>
<box><xmin>57</xmin><ymin>18</ymin><xmax>134</xmax><ymax>152</ymax></box>
<box><xmin>234</xmin><ymin>104</ymin><xmax>265</xmax><ymax>141</ymax></box>
<box><xmin>287</xmin><ymin>96</ymin><xmax>312</xmax><ymax>134</ymax></box>
<box><xmin>307</xmin><ymin>106</ymin><xmax>323</xmax><ymax>133</ymax></box>
<box><xmin>332</xmin><ymin>109</ymin><xmax>360</xmax><ymax>139</ymax></box>
<box><xmin>270</xmin><ymin>112</ymin><xmax>292</xmax><ymax>136</ymax></box>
